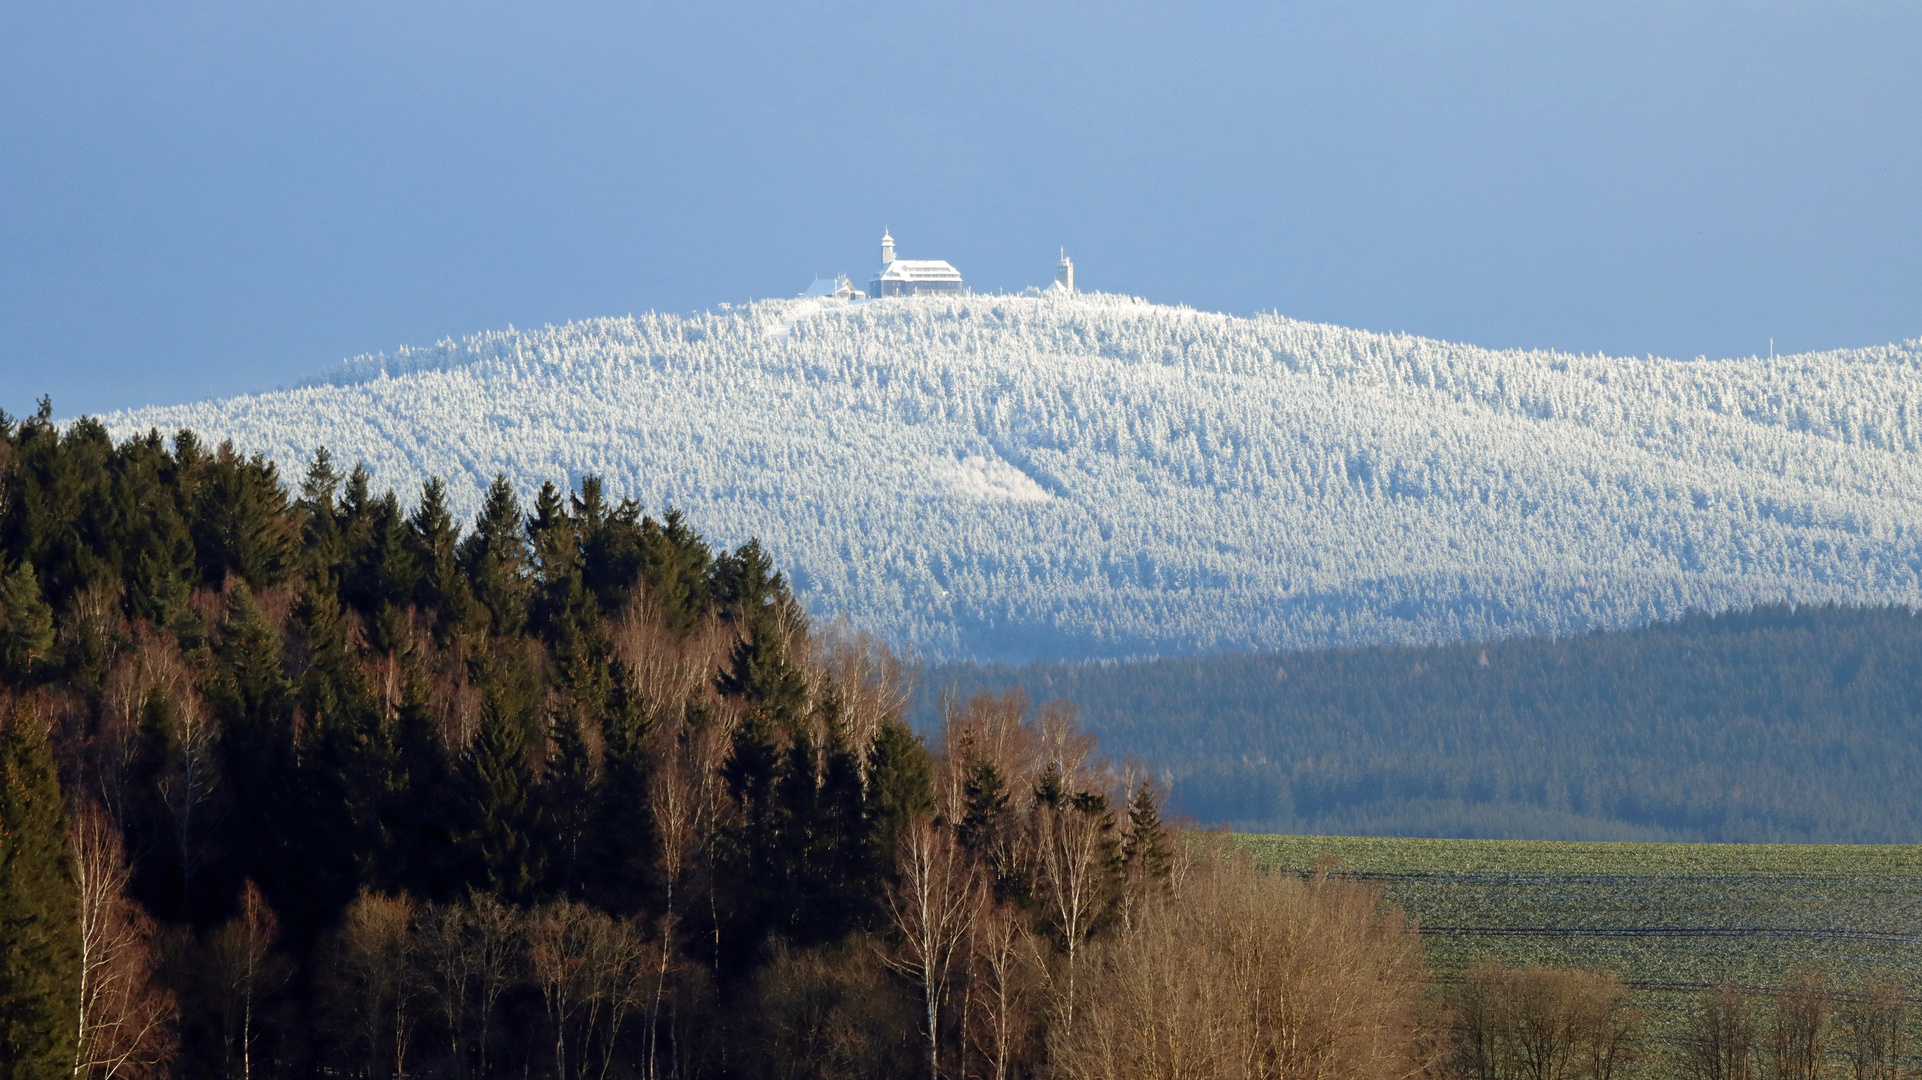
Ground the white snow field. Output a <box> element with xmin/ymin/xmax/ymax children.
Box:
<box><xmin>103</xmin><ymin>293</ymin><xmax>1922</xmax><ymax>661</ymax></box>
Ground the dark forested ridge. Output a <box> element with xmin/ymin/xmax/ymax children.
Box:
<box><xmin>925</xmin><ymin>605</ymin><xmax>1922</xmax><ymax>843</ymax></box>
<box><xmin>3</xmin><ymin>403</ymin><xmax>1455</xmax><ymax>1080</ymax></box>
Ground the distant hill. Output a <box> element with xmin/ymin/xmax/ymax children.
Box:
<box><xmin>923</xmin><ymin>605</ymin><xmax>1922</xmax><ymax>843</ymax></box>
<box><xmin>103</xmin><ymin>293</ymin><xmax>1922</xmax><ymax>661</ymax></box>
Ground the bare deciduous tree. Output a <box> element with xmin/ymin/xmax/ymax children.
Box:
<box><xmin>466</xmin><ymin>893</ymin><xmax>521</xmax><ymax>1080</ymax></box>
<box><xmin>963</xmin><ymin>900</ymin><xmax>1037</xmax><ymax>1080</ymax></box>
<box><xmin>1684</xmin><ymin>985</ymin><xmax>1758</xmax><ymax>1080</ymax></box>
<box><xmin>1452</xmin><ymin>961</ymin><xmax>1641</xmax><ymax>1080</ymax></box>
<box><xmin>154</xmin><ymin>685</ymin><xmax>218</xmax><ymax>910</ymax></box>
<box><xmin>416</xmin><ymin>894</ymin><xmax>524</xmax><ymax>1080</ymax></box>
<box><xmin>1837</xmin><ymin>978</ymin><xmax>1903</xmax><ymax>1080</ymax></box>
<box><xmin>644</xmin><ymin>717</ymin><xmax>719</xmax><ymax>1080</ymax></box>
<box><xmin>1767</xmin><ymin>968</ymin><xmax>1831</xmax><ymax>1080</ymax></box>
<box><xmin>815</xmin><ymin>623</ymin><xmax>910</xmax><ymax>758</ymax></box>
<box><xmin>70</xmin><ymin>802</ymin><xmax>176</xmax><ymax>1080</ymax></box>
<box><xmin>1031</xmin><ymin>793</ymin><xmax>1116</xmax><ymax>1043</ymax></box>
<box><xmin>1053</xmin><ymin>855</ymin><xmax>1433</xmax><ymax>1080</ymax></box>
<box><xmin>529</xmin><ymin>900</ymin><xmax>650</xmax><ymax>1080</ymax></box>
<box><xmin>207</xmin><ymin>882</ymin><xmax>292</xmax><ymax>1080</ymax></box>
<box><xmin>530</xmin><ymin>900</ymin><xmax>597</xmax><ymax>1080</ymax></box>
<box><xmin>319</xmin><ymin>890</ymin><xmax>422</xmax><ymax>1080</ymax></box>
<box><xmin>881</xmin><ymin>816</ymin><xmax>984</xmax><ymax>1080</ymax></box>
<box><xmin>417</xmin><ymin>903</ymin><xmax>479</xmax><ymax>1078</ymax></box>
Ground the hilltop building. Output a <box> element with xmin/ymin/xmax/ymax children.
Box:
<box><xmin>869</xmin><ymin>230</ymin><xmax>964</xmax><ymax>296</ymax></box>
<box><xmin>1052</xmin><ymin>249</ymin><xmax>1074</xmax><ymax>293</ymax></box>
<box><xmin>801</xmin><ymin>274</ymin><xmax>864</xmax><ymax>300</ymax></box>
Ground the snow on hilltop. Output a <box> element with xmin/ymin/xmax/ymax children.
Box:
<box><xmin>101</xmin><ymin>293</ymin><xmax>1922</xmax><ymax>661</ymax></box>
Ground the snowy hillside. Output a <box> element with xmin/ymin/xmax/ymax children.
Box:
<box><xmin>102</xmin><ymin>294</ymin><xmax>1922</xmax><ymax>661</ymax></box>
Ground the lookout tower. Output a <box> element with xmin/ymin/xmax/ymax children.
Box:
<box><xmin>880</xmin><ymin>229</ymin><xmax>896</xmax><ymax>266</ymax></box>
<box><xmin>1055</xmin><ymin>249</ymin><xmax>1075</xmax><ymax>293</ymax></box>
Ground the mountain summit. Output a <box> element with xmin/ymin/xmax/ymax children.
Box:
<box><xmin>103</xmin><ymin>294</ymin><xmax>1922</xmax><ymax>661</ymax></box>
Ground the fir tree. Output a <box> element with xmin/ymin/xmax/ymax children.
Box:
<box><xmin>297</xmin><ymin>448</ymin><xmax>344</xmax><ymax>579</ymax></box>
<box><xmin>192</xmin><ymin>446</ymin><xmax>295</xmax><ymax>591</ymax></box>
<box><xmin>292</xmin><ymin>571</ymin><xmax>391</xmax><ymax>922</ymax></box>
<box><xmin>344</xmin><ymin>490</ymin><xmax>418</xmax><ymax>620</ymax></box>
<box><xmin>811</xmin><ymin>708</ymin><xmax>873</xmax><ymax>938</ymax></box>
<box><xmin>0</xmin><ymin>700</ymin><xmax>80</xmax><ymax>1080</ymax></box>
<box><xmin>0</xmin><ymin>561</ymin><xmax>55</xmax><ymax>684</ymax></box>
<box><xmin>527</xmin><ymin>481</ymin><xmax>589</xmax><ymax>642</ymax></box>
<box><xmin>384</xmin><ymin>682</ymin><xmax>457</xmax><ymax>899</ymax></box>
<box><xmin>460</xmin><ymin>475</ymin><xmax>530</xmax><ymax>638</ymax></box>
<box><xmin>463</xmin><ymin>696</ymin><xmax>544</xmax><ymax>902</ymax></box>
<box><xmin>586</xmin><ymin>672</ymin><xmax>655</xmax><ymax>915</ymax></box>
<box><xmin>406</xmin><ymin>477</ymin><xmax>478</xmax><ymax>639</ymax></box>
<box><xmin>118</xmin><ymin>430</ymin><xmax>198</xmax><ymax>631</ymax></box>
<box><xmin>209</xmin><ymin>585</ymin><xmax>295</xmax><ymax>928</ymax></box>
<box><xmin>572</xmin><ymin>476</ymin><xmax>646</xmax><ymax>614</ymax></box>
<box><xmin>1122</xmin><ymin>782</ymin><xmax>1172</xmax><ymax>892</ymax></box>
<box><xmin>540</xmin><ymin>709</ymin><xmax>597</xmax><ymax>899</ymax></box>
<box><xmin>459</xmin><ymin>652</ymin><xmax>545</xmax><ymax>900</ymax></box>
<box><xmin>864</xmin><ymin>718</ymin><xmax>934</xmax><ymax>872</ymax></box>
<box><xmin>639</xmin><ymin>509</ymin><xmax>709</xmax><ymax>636</ymax></box>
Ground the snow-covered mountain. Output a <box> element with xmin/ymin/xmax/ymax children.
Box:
<box><xmin>102</xmin><ymin>293</ymin><xmax>1922</xmax><ymax>661</ymax></box>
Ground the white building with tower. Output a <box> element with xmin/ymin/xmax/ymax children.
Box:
<box><xmin>868</xmin><ymin>230</ymin><xmax>964</xmax><ymax>297</ymax></box>
<box><xmin>1052</xmin><ymin>249</ymin><xmax>1074</xmax><ymax>293</ymax></box>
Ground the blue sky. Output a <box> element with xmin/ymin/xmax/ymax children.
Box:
<box><xmin>3</xmin><ymin>1</ymin><xmax>1918</xmax><ymax>416</ymax></box>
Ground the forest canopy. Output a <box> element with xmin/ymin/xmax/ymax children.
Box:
<box><xmin>929</xmin><ymin>603</ymin><xmax>1922</xmax><ymax>843</ymax></box>
<box><xmin>0</xmin><ymin>403</ymin><xmax>1439</xmax><ymax>1080</ymax></box>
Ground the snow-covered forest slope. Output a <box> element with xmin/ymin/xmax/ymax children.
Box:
<box><xmin>102</xmin><ymin>294</ymin><xmax>1922</xmax><ymax>661</ymax></box>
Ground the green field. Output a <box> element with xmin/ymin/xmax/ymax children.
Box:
<box><xmin>1242</xmin><ymin>834</ymin><xmax>1922</xmax><ymax>1063</ymax></box>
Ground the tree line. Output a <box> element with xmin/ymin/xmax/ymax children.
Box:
<box><xmin>0</xmin><ymin>403</ymin><xmax>1441</xmax><ymax>1080</ymax></box>
<box><xmin>1448</xmin><ymin>962</ymin><xmax>1912</xmax><ymax>1080</ymax></box>
<box><xmin>930</xmin><ymin>603</ymin><xmax>1922</xmax><ymax>842</ymax></box>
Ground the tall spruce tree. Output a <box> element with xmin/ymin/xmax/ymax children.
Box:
<box><xmin>192</xmin><ymin>446</ymin><xmax>295</xmax><ymax>591</ymax></box>
<box><xmin>0</xmin><ymin>561</ymin><xmax>55</xmax><ymax>685</ymax></box>
<box><xmin>0</xmin><ymin>700</ymin><xmax>80</xmax><ymax>1080</ymax></box>
<box><xmin>864</xmin><ymin>718</ymin><xmax>935</xmax><ymax>874</ymax></box>
<box><xmin>292</xmin><ymin>571</ymin><xmax>391</xmax><ymax>925</ymax></box>
<box><xmin>587</xmin><ymin>671</ymin><xmax>655</xmax><ymax>915</ymax></box>
<box><xmin>527</xmin><ymin>480</ymin><xmax>590</xmax><ymax>642</ymax></box>
<box><xmin>460</xmin><ymin>475</ymin><xmax>530</xmax><ymax>638</ymax></box>
<box><xmin>406</xmin><ymin>476</ymin><xmax>479</xmax><ymax>639</ymax></box>
<box><xmin>460</xmin><ymin>653</ymin><xmax>544</xmax><ymax>900</ymax></box>
<box><xmin>297</xmin><ymin>448</ymin><xmax>344</xmax><ymax>579</ymax></box>
<box><xmin>572</xmin><ymin>476</ymin><xmax>646</xmax><ymax>614</ymax></box>
<box><xmin>384</xmin><ymin>674</ymin><xmax>457</xmax><ymax>899</ymax></box>
<box><xmin>1122</xmin><ymin>783</ymin><xmax>1173</xmax><ymax>893</ymax></box>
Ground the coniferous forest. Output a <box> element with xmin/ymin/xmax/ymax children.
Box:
<box><xmin>930</xmin><ymin>604</ymin><xmax>1922</xmax><ymax>842</ymax></box>
<box><xmin>0</xmin><ymin>403</ymin><xmax>1445</xmax><ymax>1080</ymax></box>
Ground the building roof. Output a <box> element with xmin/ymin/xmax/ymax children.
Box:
<box><xmin>874</xmin><ymin>259</ymin><xmax>962</xmax><ymax>283</ymax></box>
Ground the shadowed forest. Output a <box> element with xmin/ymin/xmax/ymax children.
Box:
<box><xmin>929</xmin><ymin>605</ymin><xmax>1922</xmax><ymax>842</ymax></box>
<box><xmin>0</xmin><ymin>405</ymin><xmax>1442</xmax><ymax>1080</ymax></box>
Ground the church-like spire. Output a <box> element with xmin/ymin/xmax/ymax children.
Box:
<box><xmin>881</xmin><ymin>229</ymin><xmax>895</xmax><ymax>266</ymax></box>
